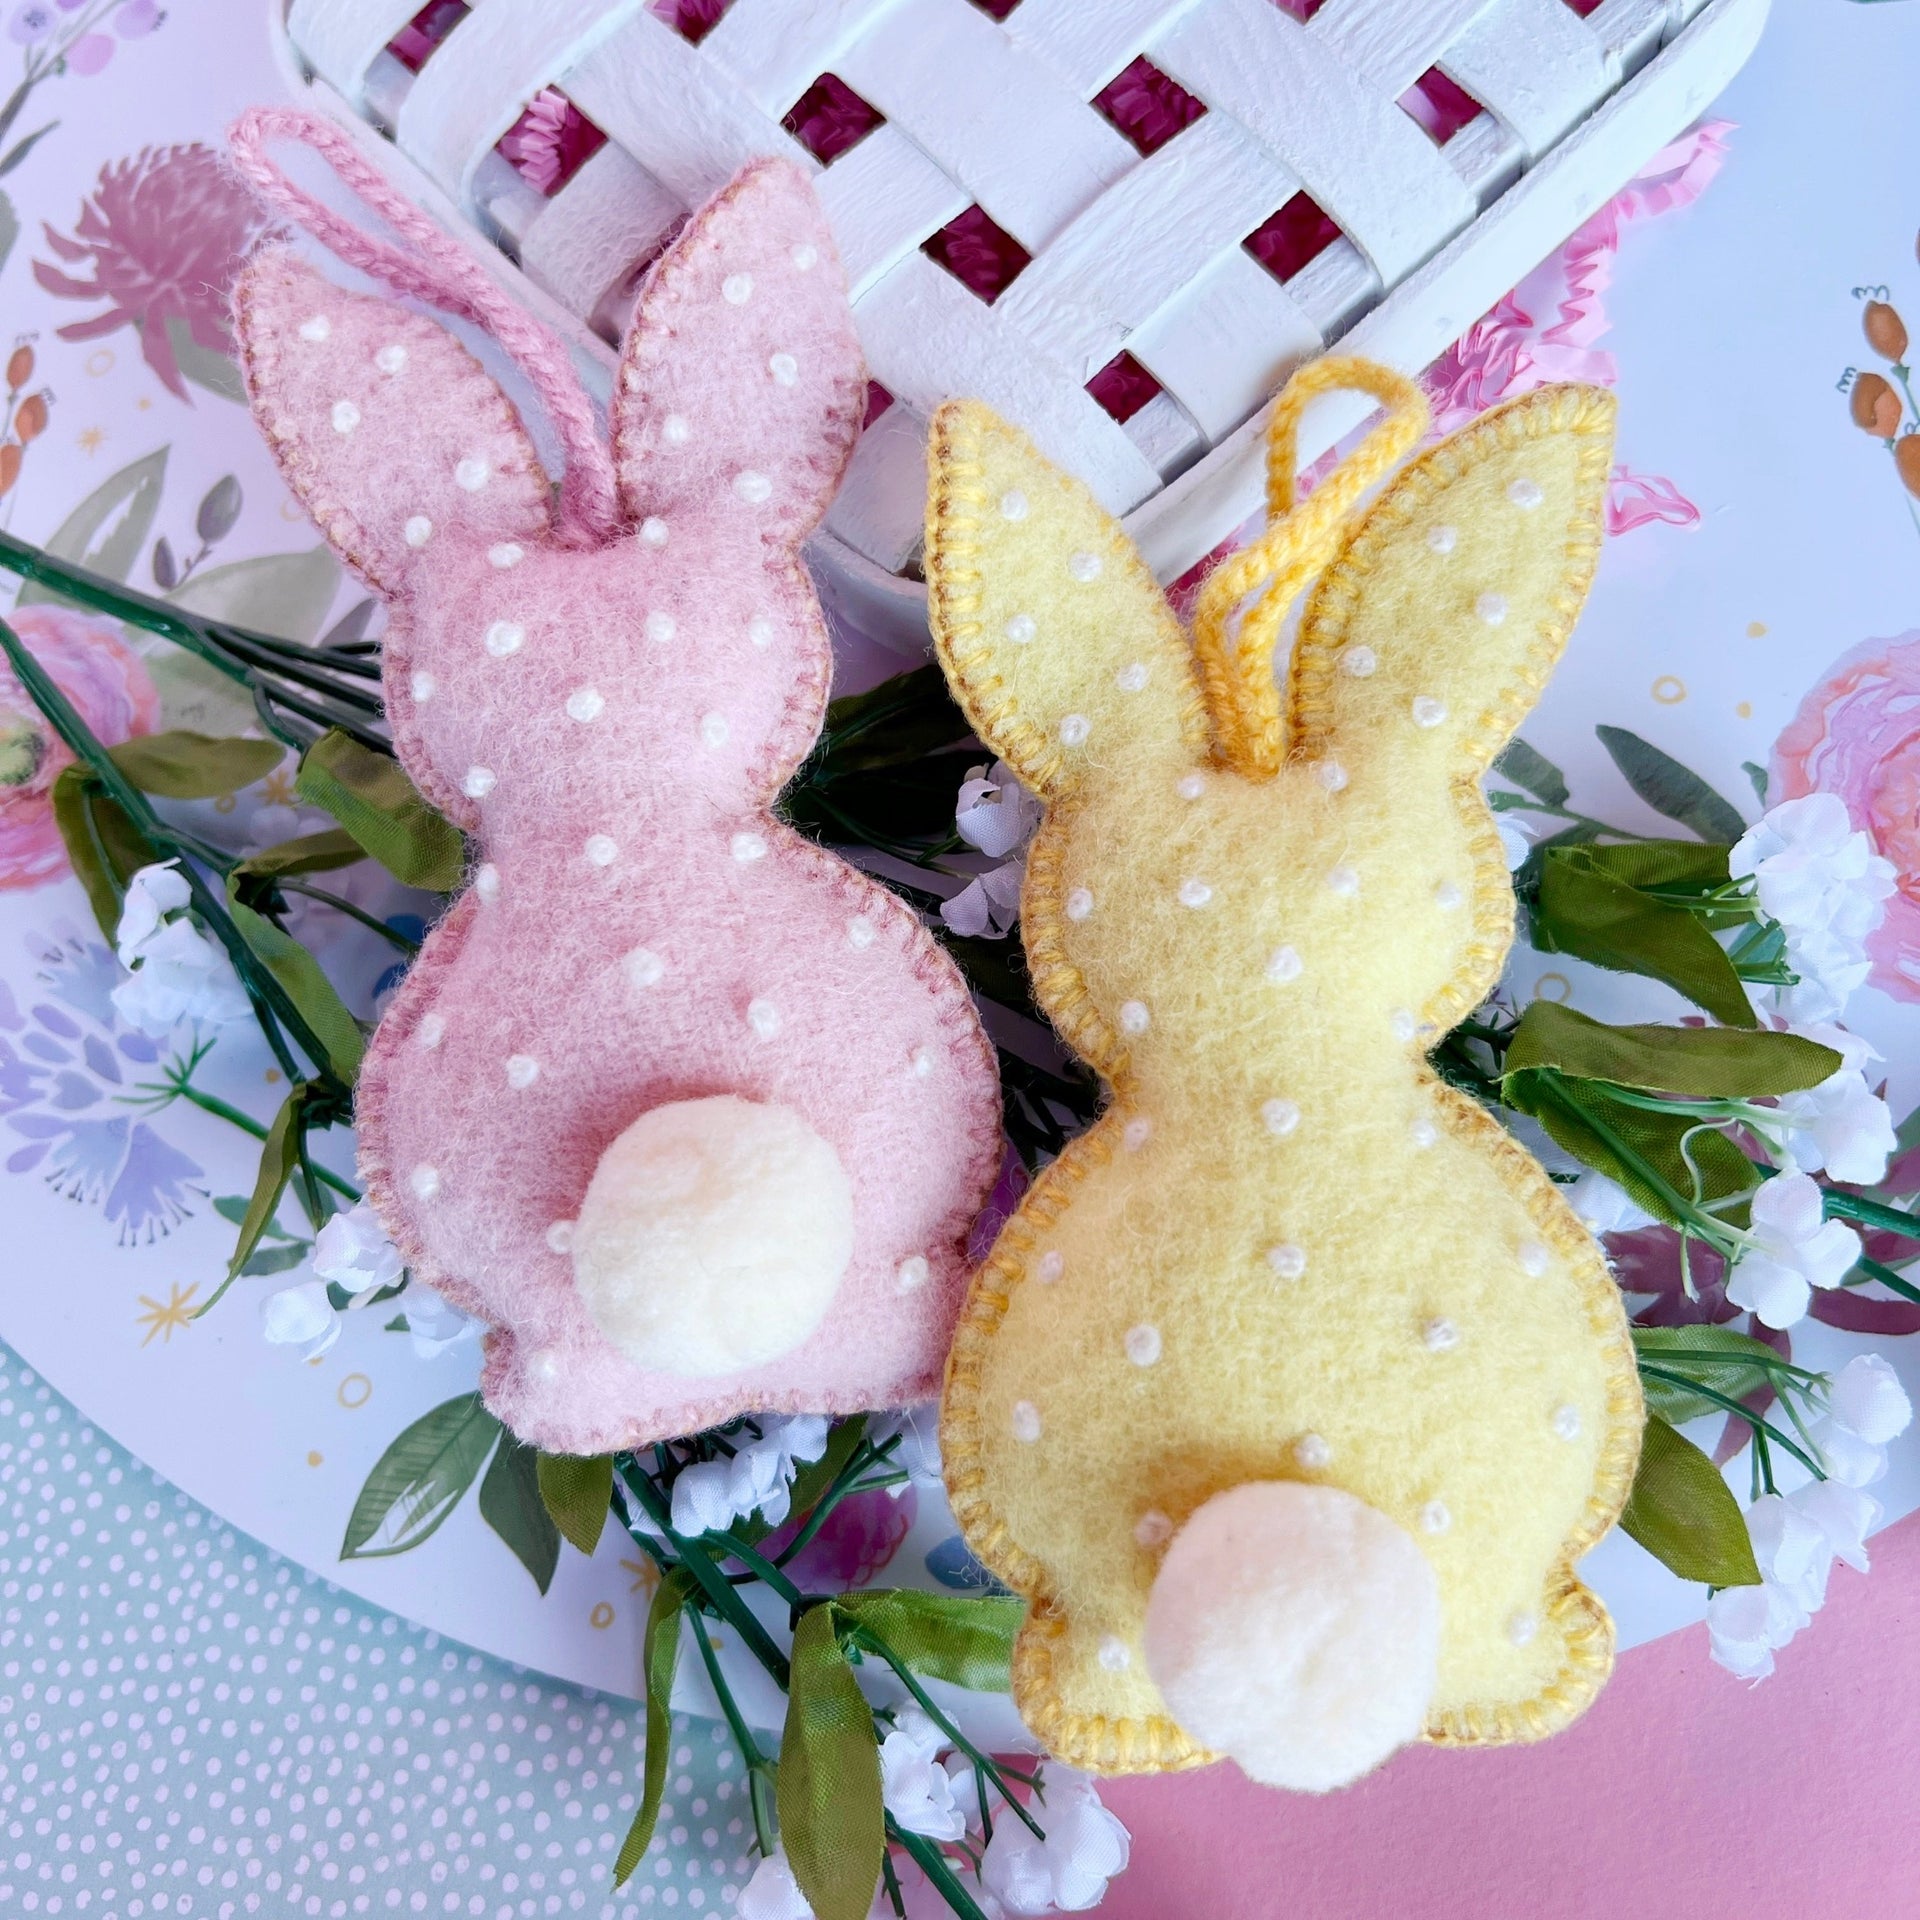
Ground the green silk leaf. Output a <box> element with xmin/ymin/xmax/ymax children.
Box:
<box><xmin>778</xmin><ymin>1605</ymin><xmax>884</xmax><ymax>1920</ymax></box>
<box><xmin>297</xmin><ymin>728</ymin><xmax>465</xmax><ymax>892</ymax></box>
<box><xmin>107</xmin><ymin>729</ymin><xmax>284</xmax><ymax>799</ymax></box>
<box><xmin>536</xmin><ymin>1452</ymin><xmax>615</xmax><ymax>1557</ymax></box>
<box><xmin>614</xmin><ymin>1570</ymin><xmax>694</xmax><ymax>1887</ymax></box>
<box><xmin>1504</xmin><ymin>1002</ymin><xmax>1839</xmax><ymax>1097</ymax></box>
<box><xmin>1620</xmin><ymin>1414</ymin><xmax>1762</xmax><ymax>1587</ymax></box>
<box><xmin>833</xmin><ymin>1589</ymin><xmax>1024</xmax><ymax>1692</ymax></box>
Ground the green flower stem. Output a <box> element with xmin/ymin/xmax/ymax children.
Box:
<box><xmin>773</xmin><ymin>1437</ymin><xmax>904</xmax><ymax>1568</ymax></box>
<box><xmin>889</xmin><ymin>1824</ymin><xmax>991</xmax><ymax>1920</ymax></box>
<box><xmin>686</xmin><ymin>1598</ymin><xmax>778</xmax><ymax>1859</ymax></box>
<box><xmin>1636</xmin><ymin>1364</ymin><xmax>1824</xmax><ymax>1477</ymax></box>
<box><xmin>1823</xmin><ymin>1188</ymin><xmax>1920</xmax><ymax>1242</ymax></box>
<box><xmin>707</xmin><ymin>1531</ymin><xmax>806</xmax><ymax>1607</ymax></box>
<box><xmin>163</xmin><ymin>1080</ymin><xmax>358</xmax><ymax>1201</ymax></box>
<box><xmin>275</xmin><ymin>880</ymin><xmax>420</xmax><ymax>953</ymax></box>
<box><xmin>1850</xmin><ymin>1253</ymin><xmax>1920</xmax><ymax>1305</ymax></box>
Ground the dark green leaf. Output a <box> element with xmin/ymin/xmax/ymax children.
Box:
<box><xmin>19</xmin><ymin>446</ymin><xmax>168</xmax><ymax>601</ymax></box>
<box><xmin>1596</xmin><ymin>726</ymin><xmax>1749</xmax><ymax>843</ymax></box>
<box><xmin>1534</xmin><ymin>843</ymin><xmax>1755</xmax><ymax>1027</ymax></box>
<box><xmin>614</xmin><ymin>1570</ymin><xmax>694</xmax><ymax>1887</ymax></box>
<box><xmin>817</xmin><ymin>665</ymin><xmax>972</xmax><ymax>774</ymax></box>
<box><xmin>779</xmin><ymin>1604</ymin><xmax>884</xmax><ymax>1920</ymax></box>
<box><xmin>0</xmin><ymin>122</ymin><xmax>57</xmax><ymax>180</ymax></box>
<box><xmin>222</xmin><ymin>1087</ymin><xmax>307</xmax><ymax>1284</ymax></box>
<box><xmin>226</xmin><ymin>884</ymin><xmax>366</xmax><ymax>1082</ymax></box>
<box><xmin>239</xmin><ymin>1240</ymin><xmax>311</xmax><ymax>1277</ymax></box>
<box><xmin>941</xmin><ymin>932</ymin><xmax>1031</xmax><ymax>1012</ymax></box>
<box><xmin>1492</xmin><ymin>737</ymin><xmax>1569</xmax><ymax>808</ymax></box>
<box><xmin>214</xmin><ymin>1192</ymin><xmax>302</xmax><ymax>1237</ymax></box>
<box><xmin>234</xmin><ymin>828</ymin><xmax>366</xmax><ymax>881</ymax></box>
<box><xmin>1620</xmin><ymin>1414</ymin><xmax>1761</xmax><ymax>1587</ymax></box>
<box><xmin>1742</xmin><ymin>760</ymin><xmax>1769</xmax><ymax>807</ymax></box>
<box><xmin>297</xmin><ymin>728</ymin><xmax>465</xmax><ymax>892</ymax></box>
<box><xmin>196</xmin><ymin>475</ymin><xmax>244</xmax><ymax>544</ymax></box>
<box><xmin>341</xmin><ymin>1393</ymin><xmax>501</xmax><ymax>1559</ymax></box>
<box><xmin>536</xmin><ymin>1452</ymin><xmax>614</xmax><ymax>1557</ymax></box>
<box><xmin>1633</xmin><ymin>1325</ymin><xmax>1786</xmax><ymax>1424</ymax></box>
<box><xmin>50</xmin><ymin>766</ymin><xmax>161</xmax><ymax>940</ymax></box>
<box><xmin>1504</xmin><ymin>1002</ymin><xmax>1840</xmax><ymax>1097</ymax></box>
<box><xmin>479</xmin><ymin>1434</ymin><xmax>561</xmax><ymax>1594</ymax></box>
<box><xmin>833</xmin><ymin>1590</ymin><xmax>1024</xmax><ymax>1692</ymax></box>
<box><xmin>108</xmin><ymin>728</ymin><xmax>284</xmax><ymax>798</ymax></box>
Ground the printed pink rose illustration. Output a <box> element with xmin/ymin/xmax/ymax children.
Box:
<box><xmin>34</xmin><ymin>143</ymin><xmax>273</xmax><ymax>401</ymax></box>
<box><xmin>0</xmin><ymin>605</ymin><xmax>160</xmax><ymax>889</ymax></box>
<box><xmin>1771</xmin><ymin>630</ymin><xmax>1920</xmax><ymax>1002</ymax></box>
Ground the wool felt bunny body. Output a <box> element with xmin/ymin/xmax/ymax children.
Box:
<box><xmin>927</xmin><ymin>360</ymin><xmax>1642</xmax><ymax>1791</ymax></box>
<box><xmin>229</xmin><ymin>113</ymin><xmax>1000</xmax><ymax>1455</ymax></box>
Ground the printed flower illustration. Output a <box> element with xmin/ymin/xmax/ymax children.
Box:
<box><xmin>0</xmin><ymin>927</ymin><xmax>205</xmax><ymax>1242</ymax></box>
<box><xmin>1770</xmin><ymin>630</ymin><xmax>1920</xmax><ymax>1003</ymax></box>
<box><xmin>0</xmin><ymin>603</ymin><xmax>159</xmax><ymax>891</ymax></box>
<box><xmin>34</xmin><ymin>142</ymin><xmax>273</xmax><ymax>401</ymax></box>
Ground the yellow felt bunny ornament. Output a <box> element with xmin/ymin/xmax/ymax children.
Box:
<box><xmin>927</xmin><ymin>358</ymin><xmax>1642</xmax><ymax>1793</ymax></box>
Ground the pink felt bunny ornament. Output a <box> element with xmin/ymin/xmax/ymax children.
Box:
<box><xmin>227</xmin><ymin>110</ymin><xmax>1001</xmax><ymax>1455</ymax></box>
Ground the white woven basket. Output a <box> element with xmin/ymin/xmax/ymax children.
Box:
<box><xmin>273</xmin><ymin>0</ymin><xmax>1768</xmax><ymax>649</ymax></box>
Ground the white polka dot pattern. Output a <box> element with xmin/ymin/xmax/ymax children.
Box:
<box><xmin>0</xmin><ymin>1345</ymin><xmax>748</xmax><ymax>1916</ymax></box>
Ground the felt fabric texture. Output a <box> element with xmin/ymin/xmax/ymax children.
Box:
<box><xmin>231</xmin><ymin>149</ymin><xmax>1001</xmax><ymax>1455</ymax></box>
<box><xmin>926</xmin><ymin>367</ymin><xmax>1643</xmax><ymax>1782</ymax></box>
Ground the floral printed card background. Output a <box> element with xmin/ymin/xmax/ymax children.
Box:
<box><xmin>4</xmin><ymin>0</ymin><xmax>1920</xmax><ymax>1725</ymax></box>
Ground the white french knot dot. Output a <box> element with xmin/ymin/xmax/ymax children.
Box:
<box><xmin>410</xmin><ymin>669</ymin><xmax>436</xmax><ymax>704</ymax></box>
<box><xmin>1520</xmin><ymin>1240</ymin><xmax>1551</xmax><ymax>1277</ymax></box>
<box><xmin>1178</xmin><ymin>877</ymin><xmax>1213</xmax><ymax>908</ymax></box>
<box><xmin>298</xmin><ymin>314</ymin><xmax>331</xmax><ymax>342</ymax></box>
<box><xmin>585</xmin><ymin>834</ymin><xmax>618</xmax><ymax>867</ymax></box>
<box><xmin>1119</xmin><ymin>1000</ymin><xmax>1150</xmax><ymax>1036</ymax></box>
<box><xmin>1004</xmin><ymin>613</ymin><xmax>1037</xmax><ymax>644</ymax></box>
<box><xmin>1037</xmin><ymin>1250</ymin><xmax>1065</xmax><ymax>1283</ymax></box>
<box><xmin>403</xmin><ymin>515</ymin><xmax>432</xmax><ymax>548</ymax></box>
<box><xmin>505</xmin><ymin>1054</ymin><xmax>540</xmax><ymax>1090</ymax></box>
<box><xmin>733</xmin><ymin>470</ymin><xmax>773</xmax><ymax>504</ymax></box>
<box><xmin>417</xmin><ymin>1011</ymin><xmax>445</xmax><ymax>1050</ymax></box>
<box><xmin>723</xmin><ymin>272</ymin><xmax>754</xmax><ymax>305</ymax></box>
<box><xmin>998</xmin><ymin>489</ymin><xmax>1029</xmax><ymax>521</ymax></box>
<box><xmin>473</xmin><ymin>863</ymin><xmax>500</xmax><ymax>903</ymax></box>
<box><xmin>910</xmin><ymin>1046</ymin><xmax>934</xmax><ymax>1078</ymax></box>
<box><xmin>640</xmin><ymin>516</ymin><xmax>669</xmax><ymax>546</ymax></box>
<box><xmin>1428</xmin><ymin>524</ymin><xmax>1458</xmax><ymax>554</ymax></box>
<box><xmin>1422</xmin><ymin>1500</ymin><xmax>1452</xmax><ymax>1535</ymax></box>
<box><xmin>1266</xmin><ymin>945</ymin><xmax>1303</xmax><ymax>984</ymax></box>
<box><xmin>1477</xmin><ymin>592</ymin><xmax>1509</xmax><ymax>626</ymax></box>
<box><xmin>746</xmin><ymin>998</ymin><xmax>781</xmax><ymax>1038</ymax></box>
<box><xmin>488</xmin><ymin>542</ymin><xmax>524</xmax><ymax>569</ymax></box>
<box><xmin>1435</xmin><ymin>880</ymin><xmax>1465</xmax><ymax>909</ymax></box>
<box><xmin>700</xmin><ymin>712</ymin><xmax>730</xmax><ymax>749</ymax></box>
<box><xmin>749</xmin><ymin>615</ymin><xmax>775</xmax><ymax>648</ymax></box>
<box><xmin>847</xmin><ymin>916</ymin><xmax>876</xmax><ymax>950</ymax></box>
<box><xmin>454</xmin><ymin>457</ymin><xmax>490</xmax><ymax>491</ymax></box>
<box><xmin>1177</xmin><ymin>772</ymin><xmax>1205</xmax><ymax>800</ymax></box>
<box><xmin>330</xmin><ymin>399</ymin><xmax>360</xmax><ymax>435</ymax></box>
<box><xmin>1412</xmin><ymin>696</ymin><xmax>1448</xmax><ymax>729</ymax></box>
<box><xmin>1410</xmin><ymin>1117</ymin><xmax>1439</xmax><ymax>1150</ymax></box>
<box><xmin>1295</xmin><ymin>1433</ymin><xmax>1331</xmax><ymax>1469</ymax></box>
<box><xmin>768</xmin><ymin>352</ymin><xmax>798</xmax><ymax>387</ymax></box>
<box><xmin>545</xmin><ymin>1220</ymin><xmax>575</xmax><ymax>1254</ymax></box>
<box><xmin>1125</xmin><ymin>1323</ymin><xmax>1162</xmax><ymax>1367</ymax></box>
<box><xmin>1317</xmin><ymin>759</ymin><xmax>1349</xmax><ymax>793</ymax></box>
<box><xmin>1116</xmin><ymin>661</ymin><xmax>1149</xmax><ymax>693</ymax></box>
<box><xmin>1508</xmin><ymin>1611</ymin><xmax>1537</xmax><ymax>1647</ymax></box>
<box><xmin>1064</xmin><ymin>887</ymin><xmax>1094</xmax><ymax>921</ymax></box>
<box><xmin>375</xmin><ymin>343</ymin><xmax>408</xmax><ymax>375</ymax></box>
<box><xmin>1058</xmin><ymin>713</ymin><xmax>1091</xmax><ymax>747</ymax></box>
<box><xmin>484</xmin><ymin>620</ymin><xmax>525</xmax><ymax>657</ymax></box>
<box><xmin>646</xmin><ymin>610</ymin><xmax>677</xmax><ymax>644</ymax></box>
<box><xmin>1262</xmin><ymin>1098</ymin><xmax>1301</xmax><ymax>1137</ymax></box>
<box><xmin>732</xmin><ymin>831</ymin><xmax>767</xmax><ymax>864</ymax></box>
<box><xmin>1098</xmin><ymin>1635</ymin><xmax>1132</xmax><ymax>1673</ymax></box>
<box><xmin>529</xmin><ymin>1348</ymin><xmax>561</xmax><ymax>1383</ymax></box>
<box><xmin>1266</xmin><ymin>1243</ymin><xmax>1306</xmax><ymax>1280</ymax></box>
<box><xmin>1508</xmin><ymin>477</ymin><xmax>1544</xmax><ymax>509</ymax></box>
<box><xmin>624</xmin><ymin>947</ymin><xmax>664</xmax><ymax>988</ymax></box>
<box><xmin>566</xmin><ymin>686</ymin><xmax>605</xmax><ymax>723</ymax></box>
<box><xmin>1342</xmin><ymin>645</ymin><xmax>1377</xmax><ymax>678</ymax></box>
<box><xmin>461</xmin><ymin>766</ymin><xmax>495</xmax><ymax>799</ymax></box>
<box><xmin>1134</xmin><ymin>1509</ymin><xmax>1173</xmax><ymax>1549</ymax></box>
<box><xmin>663</xmin><ymin>414</ymin><xmax>691</xmax><ymax>445</ymax></box>
<box><xmin>791</xmin><ymin>243</ymin><xmax>819</xmax><ymax>270</ymax></box>
<box><xmin>1122</xmin><ymin>1116</ymin><xmax>1152</xmax><ymax>1152</ymax></box>
<box><xmin>1326</xmin><ymin>864</ymin><xmax>1360</xmax><ymax>897</ymax></box>
<box><xmin>1389</xmin><ymin>1007</ymin><xmax>1418</xmax><ymax>1042</ymax></box>
<box><xmin>410</xmin><ymin>1165</ymin><xmax>440</xmax><ymax>1200</ymax></box>
<box><xmin>896</xmin><ymin>1255</ymin><xmax>930</xmax><ymax>1293</ymax></box>
<box><xmin>1423</xmin><ymin>1316</ymin><xmax>1460</xmax><ymax>1353</ymax></box>
<box><xmin>1068</xmin><ymin>551</ymin><xmax>1102</xmax><ymax>582</ymax></box>
<box><xmin>1553</xmin><ymin>1404</ymin><xmax>1582</xmax><ymax>1441</ymax></box>
<box><xmin>1011</xmin><ymin>1401</ymin><xmax>1042</xmax><ymax>1444</ymax></box>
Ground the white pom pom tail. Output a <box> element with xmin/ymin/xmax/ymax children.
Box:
<box><xmin>1143</xmin><ymin>1481</ymin><xmax>1440</xmax><ymax>1792</ymax></box>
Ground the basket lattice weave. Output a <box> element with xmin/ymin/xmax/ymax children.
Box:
<box><xmin>283</xmin><ymin>0</ymin><xmax>1758</xmax><ymax>613</ymax></box>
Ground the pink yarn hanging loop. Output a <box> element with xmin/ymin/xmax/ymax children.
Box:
<box><xmin>226</xmin><ymin>105</ymin><xmax>622</xmax><ymax>547</ymax></box>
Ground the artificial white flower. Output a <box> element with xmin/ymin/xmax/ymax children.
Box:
<box><xmin>879</xmin><ymin>1708</ymin><xmax>968</xmax><ymax>1842</ymax></box>
<box><xmin>403</xmin><ymin>1289</ymin><xmax>484</xmax><ymax>1359</ymax></box>
<box><xmin>737</xmin><ymin>1851</ymin><xmax>815</xmax><ymax>1920</ymax></box>
<box><xmin>942</xmin><ymin>762</ymin><xmax>1041</xmax><ymax>940</ymax></box>
<box><xmin>110</xmin><ymin>873</ymin><xmax>253</xmax><ymax>1036</ymax></box>
<box><xmin>1564</xmin><ymin>1168</ymin><xmax>1655</xmax><ymax>1237</ymax></box>
<box><xmin>1496</xmin><ymin>815</ymin><xmax>1536</xmax><ymax>872</ymax></box>
<box><xmin>979</xmin><ymin>1771</ymin><xmax>1131</xmax><ymax>1916</ymax></box>
<box><xmin>260</xmin><ymin>1279</ymin><xmax>340</xmax><ymax>1358</ymax></box>
<box><xmin>869</xmin><ymin>1406</ymin><xmax>944</xmax><ymax>1498</ymax></box>
<box><xmin>669</xmin><ymin>1413</ymin><xmax>829</xmax><ymax>1537</ymax></box>
<box><xmin>115</xmin><ymin>859</ymin><xmax>191</xmax><ymax>949</ymax></box>
<box><xmin>1756</xmin><ymin>1022</ymin><xmax>1897</xmax><ymax>1187</ymax></box>
<box><xmin>311</xmin><ymin>1199</ymin><xmax>405</xmax><ymax>1297</ymax></box>
<box><xmin>1809</xmin><ymin>1352</ymin><xmax>1915</xmax><ymax>1487</ymax></box>
<box><xmin>1723</xmin><ymin>1171</ymin><xmax>1861</xmax><ymax>1329</ymax></box>
<box><xmin>1729</xmin><ymin>794</ymin><xmax>1896</xmax><ymax>1023</ymax></box>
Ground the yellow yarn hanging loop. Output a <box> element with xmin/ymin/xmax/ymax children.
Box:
<box><xmin>1192</xmin><ymin>356</ymin><xmax>1429</xmax><ymax>779</ymax></box>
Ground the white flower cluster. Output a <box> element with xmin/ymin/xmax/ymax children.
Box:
<box><xmin>940</xmin><ymin>762</ymin><xmax>1043</xmax><ymax>940</ymax></box>
<box><xmin>110</xmin><ymin>862</ymin><xmax>251</xmax><ymax>1038</ymax></box>
<box><xmin>738</xmin><ymin>1718</ymin><xmax>1129</xmax><ymax>1919</ymax></box>
<box><xmin>667</xmin><ymin>1414</ymin><xmax>830</xmax><ymax>1537</ymax></box>
<box><xmin>261</xmin><ymin>1199</ymin><xmax>478</xmax><ymax>1362</ymax></box>
<box><xmin>1724</xmin><ymin>1171</ymin><xmax>1867</xmax><ymax>1331</ymax></box>
<box><xmin>1709</xmin><ymin>1356</ymin><xmax>1913</xmax><ymax>1679</ymax></box>
<box><xmin>1729</xmin><ymin>793</ymin><xmax>1896</xmax><ymax>1025</ymax></box>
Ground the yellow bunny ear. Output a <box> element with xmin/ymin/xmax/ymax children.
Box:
<box><xmin>926</xmin><ymin>402</ymin><xmax>1210</xmax><ymax>801</ymax></box>
<box><xmin>1288</xmin><ymin>383</ymin><xmax>1617</xmax><ymax>775</ymax></box>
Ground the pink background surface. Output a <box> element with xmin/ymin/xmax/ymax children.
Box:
<box><xmin>1101</xmin><ymin>1512</ymin><xmax>1920</xmax><ymax>1918</ymax></box>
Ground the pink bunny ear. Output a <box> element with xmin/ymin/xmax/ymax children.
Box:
<box><xmin>612</xmin><ymin>160</ymin><xmax>863</xmax><ymax>547</ymax></box>
<box><xmin>234</xmin><ymin>247</ymin><xmax>552</xmax><ymax>592</ymax></box>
